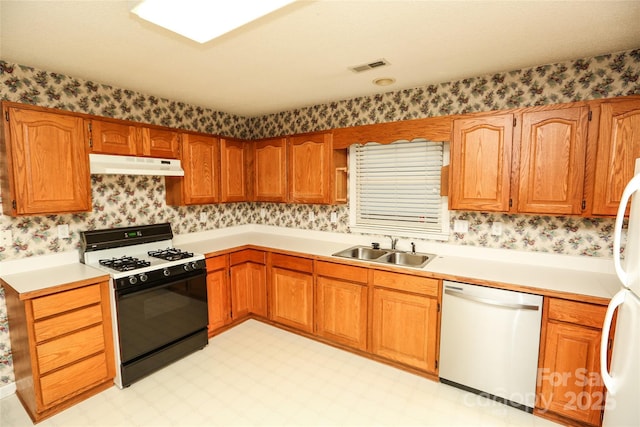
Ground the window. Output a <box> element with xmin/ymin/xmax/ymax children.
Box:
<box><xmin>349</xmin><ymin>139</ymin><xmax>449</xmax><ymax>240</ymax></box>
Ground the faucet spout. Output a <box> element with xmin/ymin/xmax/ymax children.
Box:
<box><xmin>387</xmin><ymin>235</ymin><xmax>398</xmax><ymax>250</ymax></box>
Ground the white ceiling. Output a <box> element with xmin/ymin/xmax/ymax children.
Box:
<box><xmin>1</xmin><ymin>1</ymin><xmax>640</xmax><ymax>117</ymax></box>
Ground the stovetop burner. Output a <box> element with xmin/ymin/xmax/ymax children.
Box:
<box><xmin>148</xmin><ymin>248</ymin><xmax>194</xmax><ymax>261</ymax></box>
<box><xmin>99</xmin><ymin>256</ymin><xmax>152</xmax><ymax>272</ymax></box>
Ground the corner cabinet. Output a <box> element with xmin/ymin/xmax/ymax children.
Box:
<box><xmin>2</xmin><ymin>278</ymin><xmax>115</xmax><ymax>423</ymax></box>
<box><xmin>220</xmin><ymin>138</ymin><xmax>248</xmax><ymax>202</ymax></box>
<box><xmin>166</xmin><ymin>133</ymin><xmax>220</xmax><ymax>206</ymax></box>
<box><xmin>535</xmin><ymin>298</ymin><xmax>611</xmax><ymax>427</ymax></box>
<box><xmin>449</xmin><ymin>113</ymin><xmax>514</xmax><ymax>212</ymax></box>
<box><xmin>229</xmin><ymin>249</ymin><xmax>267</xmax><ymax>319</ymax></box>
<box><xmin>591</xmin><ymin>98</ymin><xmax>640</xmax><ymax>216</ymax></box>
<box><xmin>1</xmin><ymin>103</ymin><xmax>92</xmax><ymax>216</ymax></box>
<box><xmin>253</xmin><ymin>137</ymin><xmax>288</xmax><ymax>202</ymax></box>
<box><xmin>516</xmin><ymin>106</ymin><xmax>589</xmax><ymax>215</ymax></box>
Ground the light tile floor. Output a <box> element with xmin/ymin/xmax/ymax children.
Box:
<box><xmin>1</xmin><ymin>320</ymin><xmax>560</xmax><ymax>426</ymax></box>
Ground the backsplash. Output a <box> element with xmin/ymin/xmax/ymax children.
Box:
<box><xmin>0</xmin><ymin>48</ymin><xmax>639</xmax><ymax>386</ymax></box>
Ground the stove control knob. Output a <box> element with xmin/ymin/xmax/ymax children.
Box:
<box><xmin>190</xmin><ymin>262</ymin><xmax>200</xmax><ymax>270</ymax></box>
<box><xmin>163</xmin><ymin>268</ymin><xmax>170</xmax><ymax>277</ymax></box>
<box><xmin>128</xmin><ymin>276</ymin><xmax>138</xmax><ymax>285</ymax></box>
<box><xmin>183</xmin><ymin>263</ymin><xmax>191</xmax><ymax>272</ymax></box>
<box><xmin>139</xmin><ymin>273</ymin><xmax>148</xmax><ymax>282</ymax></box>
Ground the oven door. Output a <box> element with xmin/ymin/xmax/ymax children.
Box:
<box><xmin>115</xmin><ymin>270</ymin><xmax>208</xmax><ymax>364</ymax></box>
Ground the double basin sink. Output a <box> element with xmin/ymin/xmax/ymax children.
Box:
<box><xmin>332</xmin><ymin>245</ymin><xmax>435</xmax><ymax>269</ymax></box>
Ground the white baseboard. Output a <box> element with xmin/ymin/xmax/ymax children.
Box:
<box><xmin>0</xmin><ymin>382</ymin><xmax>16</xmax><ymax>399</ymax></box>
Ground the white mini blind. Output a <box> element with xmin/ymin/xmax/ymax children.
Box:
<box><xmin>352</xmin><ymin>139</ymin><xmax>445</xmax><ymax>235</ymax></box>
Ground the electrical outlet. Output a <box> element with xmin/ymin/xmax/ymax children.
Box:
<box><xmin>453</xmin><ymin>220</ymin><xmax>469</xmax><ymax>233</ymax></box>
<box><xmin>260</xmin><ymin>208</ymin><xmax>266</xmax><ymax>217</ymax></box>
<box><xmin>308</xmin><ymin>211</ymin><xmax>315</xmax><ymax>221</ymax></box>
<box><xmin>330</xmin><ymin>212</ymin><xmax>337</xmax><ymax>223</ymax></box>
<box><xmin>491</xmin><ymin>221</ymin><xmax>503</xmax><ymax>236</ymax></box>
<box><xmin>57</xmin><ymin>224</ymin><xmax>70</xmax><ymax>239</ymax></box>
<box><xmin>1</xmin><ymin>230</ymin><xmax>12</xmax><ymax>246</ymax></box>
<box><xmin>199</xmin><ymin>212</ymin><xmax>207</xmax><ymax>223</ymax></box>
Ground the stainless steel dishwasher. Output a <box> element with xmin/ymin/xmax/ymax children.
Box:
<box><xmin>439</xmin><ymin>280</ymin><xmax>543</xmax><ymax>412</ymax></box>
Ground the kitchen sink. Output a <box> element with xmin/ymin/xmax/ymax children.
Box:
<box><xmin>332</xmin><ymin>246</ymin><xmax>389</xmax><ymax>260</ymax></box>
<box><xmin>379</xmin><ymin>252</ymin><xmax>432</xmax><ymax>268</ymax></box>
<box><xmin>332</xmin><ymin>245</ymin><xmax>435</xmax><ymax>269</ymax></box>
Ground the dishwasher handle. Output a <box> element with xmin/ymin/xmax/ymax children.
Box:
<box><xmin>444</xmin><ymin>288</ymin><xmax>540</xmax><ymax>311</ymax></box>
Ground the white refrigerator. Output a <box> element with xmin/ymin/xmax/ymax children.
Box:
<box><xmin>601</xmin><ymin>158</ymin><xmax>640</xmax><ymax>426</ymax></box>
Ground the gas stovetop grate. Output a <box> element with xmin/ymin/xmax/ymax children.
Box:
<box><xmin>148</xmin><ymin>248</ymin><xmax>195</xmax><ymax>261</ymax></box>
<box><xmin>99</xmin><ymin>256</ymin><xmax>151</xmax><ymax>272</ymax></box>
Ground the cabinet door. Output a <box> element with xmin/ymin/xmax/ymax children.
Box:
<box><xmin>289</xmin><ymin>132</ymin><xmax>332</xmax><ymax>204</ymax></box>
<box><xmin>253</xmin><ymin>137</ymin><xmax>287</xmax><ymax>202</ymax></box>
<box><xmin>220</xmin><ymin>138</ymin><xmax>248</xmax><ymax>202</ymax></box>
<box><xmin>450</xmin><ymin>114</ymin><xmax>514</xmax><ymax>212</ymax></box>
<box><xmin>167</xmin><ymin>133</ymin><xmax>219</xmax><ymax>205</ymax></box>
<box><xmin>517</xmin><ymin>107</ymin><xmax>589</xmax><ymax>215</ymax></box>
<box><xmin>316</xmin><ymin>276</ymin><xmax>367</xmax><ymax>351</ymax></box>
<box><xmin>232</xmin><ymin>261</ymin><xmax>268</xmax><ymax>318</ymax></box>
<box><xmin>592</xmin><ymin>99</ymin><xmax>640</xmax><ymax>216</ymax></box>
<box><xmin>371</xmin><ymin>288</ymin><xmax>439</xmax><ymax>373</ymax></box>
<box><xmin>141</xmin><ymin>127</ymin><xmax>179</xmax><ymax>158</ymax></box>
<box><xmin>4</xmin><ymin>107</ymin><xmax>91</xmax><ymax>215</ymax></box>
<box><xmin>270</xmin><ymin>267</ymin><xmax>313</xmax><ymax>332</ymax></box>
<box><xmin>536</xmin><ymin>321</ymin><xmax>604</xmax><ymax>426</ymax></box>
<box><xmin>89</xmin><ymin>120</ymin><xmax>139</xmax><ymax>155</ymax></box>
<box><xmin>207</xmin><ymin>268</ymin><xmax>230</xmax><ymax>333</ymax></box>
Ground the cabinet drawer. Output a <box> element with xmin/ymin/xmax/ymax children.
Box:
<box><xmin>547</xmin><ymin>298</ymin><xmax>607</xmax><ymax>329</ymax></box>
<box><xmin>317</xmin><ymin>261</ymin><xmax>368</xmax><ymax>284</ymax></box>
<box><xmin>34</xmin><ymin>304</ymin><xmax>103</xmax><ymax>343</ymax></box>
<box><xmin>271</xmin><ymin>253</ymin><xmax>313</xmax><ymax>273</ymax></box>
<box><xmin>37</xmin><ymin>325</ymin><xmax>105</xmax><ymax>374</ymax></box>
<box><xmin>39</xmin><ymin>352</ymin><xmax>109</xmax><ymax>407</ymax></box>
<box><xmin>373</xmin><ymin>270</ymin><xmax>439</xmax><ymax>297</ymax></box>
<box><xmin>206</xmin><ymin>255</ymin><xmax>227</xmax><ymax>272</ymax></box>
<box><xmin>31</xmin><ymin>284</ymin><xmax>102</xmax><ymax>320</ymax></box>
<box><xmin>230</xmin><ymin>249</ymin><xmax>265</xmax><ymax>265</ymax></box>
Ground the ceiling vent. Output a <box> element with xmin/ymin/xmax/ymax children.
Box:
<box><xmin>349</xmin><ymin>58</ymin><xmax>391</xmax><ymax>73</ymax></box>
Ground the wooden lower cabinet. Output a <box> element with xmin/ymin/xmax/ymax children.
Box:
<box><xmin>370</xmin><ymin>271</ymin><xmax>440</xmax><ymax>374</ymax></box>
<box><xmin>2</xmin><ymin>279</ymin><xmax>115</xmax><ymax>423</ymax></box>
<box><xmin>206</xmin><ymin>255</ymin><xmax>231</xmax><ymax>334</ymax></box>
<box><xmin>269</xmin><ymin>253</ymin><xmax>314</xmax><ymax>333</ymax></box>
<box><xmin>230</xmin><ymin>250</ymin><xmax>267</xmax><ymax>319</ymax></box>
<box><xmin>535</xmin><ymin>298</ymin><xmax>610</xmax><ymax>427</ymax></box>
<box><xmin>315</xmin><ymin>261</ymin><xmax>368</xmax><ymax>351</ymax></box>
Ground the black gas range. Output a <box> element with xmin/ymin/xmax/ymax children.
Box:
<box><xmin>80</xmin><ymin>223</ymin><xmax>208</xmax><ymax>388</ymax></box>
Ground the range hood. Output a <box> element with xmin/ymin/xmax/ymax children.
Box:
<box><xmin>89</xmin><ymin>154</ymin><xmax>184</xmax><ymax>176</ymax></box>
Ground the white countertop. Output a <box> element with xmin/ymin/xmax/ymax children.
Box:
<box><xmin>0</xmin><ymin>224</ymin><xmax>621</xmax><ymax>302</ymax></box>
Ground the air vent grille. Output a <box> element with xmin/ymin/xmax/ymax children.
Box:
<box><xmin>350</xmin><ymin>58</ymin><xmax>391</xmax><ymax>73</ymax></box>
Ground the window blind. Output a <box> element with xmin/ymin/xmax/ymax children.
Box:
<box><xmin>352</xmin><ymin>139</ymin><xmax>445</xmax><ymax>235</ymax></box>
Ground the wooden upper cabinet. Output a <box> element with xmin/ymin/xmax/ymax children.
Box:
<box><xmin>88</xmin><ymin>120</ymin><xmax>139</xmax><ymax>156</ymax></box>
<box><xmin>591</xmin><ymin>98</ymin><xmax>640</xmax><ymax>216</ymax></box>
<box><xmin>166</xmin><ymin>133</ymin><xmax>219</xmax><ymax>206</ymax></box>
<box><xmin>517</xmin><ymin>107</ymin><xmax>589</xmax><ymax>215</ymax></box>
<box><xmin>220</xmin><ymin>138</ymin><xmax>248</xmax><ymax>202</ymax></box>
<box><xmin>141</xmin><ymin>127</ymin><xmax>179</xmax><ymax>158</ymax></box>
<box><xmin>1</xmin><ymin>104</ymin><xmax>92</xmax><ymax>216</ymax></box>
<box><xmin>449</xmin><ymin>114</ymin><xmax>514</xmax><ymax>212</ymax></box>
<box><xmin>253</xmin><ymin>137</ymin><xmax>287</xmax><ymax>202</ymax></box>
<box><xmin>289</xmin><ymin>132</ymin><xmax>333</xmax><ymax>204</ymax></box>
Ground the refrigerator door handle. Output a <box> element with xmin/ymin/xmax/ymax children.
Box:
<box><xmin>601</xmin><ymin>289</ymin><xmax>626</xmax><ymax>394</ymax></box>
<box><xmin>613</xmin><ymin>173</ymin><xmax>640</xmax><ymax>286</ymax></box>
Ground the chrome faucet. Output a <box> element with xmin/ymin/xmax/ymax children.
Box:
<box><xmin>387</xmin><ymin>235</ymin><xmax>398</xmax><ymax>250</ymax></box>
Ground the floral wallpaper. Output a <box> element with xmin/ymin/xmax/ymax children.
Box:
<box><xmin>0</xmin><ymin>48</ymin><xmax>639</xmax><ymax>386</ymax></box>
